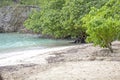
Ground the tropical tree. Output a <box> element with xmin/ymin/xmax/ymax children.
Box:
<box><xmin>82</xmin><ymin>0</ymin><xmax>120</xmax><ymax>52</ymax></box>
<box><xmin>24</xmin><ymin>0</ymin><xmax>108</xmax><ymax>39</ymax></box>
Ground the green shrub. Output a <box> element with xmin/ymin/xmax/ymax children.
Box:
<box><xmin>82</xmin><ymin>0</ymin><xmax>120</xmax><ymax>52</ymax></box>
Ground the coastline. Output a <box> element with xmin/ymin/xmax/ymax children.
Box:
<box><xmin>0</xmin><ymin>41</ymin><xmax>120</xmax><ymax>80</ymax></box>
<box><xmin>0</xmin><ymin>45</ymin><xmax>77</xmax><ymax>66</ymax></box>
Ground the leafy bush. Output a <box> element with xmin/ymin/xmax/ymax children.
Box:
<box><xmin>24</xmin><ymin>0</ymin><xmax>108</xmax><ymax>39</ymax></box>
<box><xmin>82</xmin><ymin>0</ymin><xmax>120</xmax><ymax>52</ymax></box>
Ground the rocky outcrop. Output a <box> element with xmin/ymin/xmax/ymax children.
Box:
<box><xmin>0</xmin><ymin>5</ymin><xmax>39</xmax><ymax>33</ymax></box>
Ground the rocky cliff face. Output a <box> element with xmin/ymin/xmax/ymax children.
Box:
<box><xmin>0</xmin><ymin>6</ymin><xmax>39</xmax><ymax>33</ymax></box>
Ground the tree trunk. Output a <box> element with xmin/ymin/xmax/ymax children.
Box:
<box><xmin>107</xmin><ymin>43</ymin><xmax>113</xmax><ymax>53</ymax></box>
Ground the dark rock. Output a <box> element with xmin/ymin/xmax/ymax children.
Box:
<box><xmin>74</xmin><ymin>37</ymin><xmax>81</xmax><ymax>43</ymax></box>
<box><xmin>74</xmin><ymin>37</ymin><xmax>86</xmax><ymax>43</ymax></box>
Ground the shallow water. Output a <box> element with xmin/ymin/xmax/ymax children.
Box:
<box><xmin>0</xmin><ymin>33</ymin><xmax>71</xmax><ymax>53</ymax></box>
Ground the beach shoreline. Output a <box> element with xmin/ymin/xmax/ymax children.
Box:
<box><xmin>0</xmin><ymin>41</ymin><xmax>120</xmax><ymax>80</ymax></box>
<box><xmin>0</xmin><ymin>45</ymin><xmax>78</xmax><ymax>67</ymax></box>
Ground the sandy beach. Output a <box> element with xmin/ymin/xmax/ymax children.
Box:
<box><xmin>0</xmin><ymin>41</ymin><xmax>120</xmax><ymax>80</ymax></box>
<box><xmin>0</xmin><ymin>46</ymin><xmax>73</xmax><ymax>66</ymax></box>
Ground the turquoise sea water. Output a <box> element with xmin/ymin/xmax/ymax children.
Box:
<box><xmin>0</xmin><ymin>33</ymin><xmax>71</xmax><ymax>53</ymax></box>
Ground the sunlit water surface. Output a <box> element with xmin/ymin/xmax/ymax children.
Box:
<box><xmin>0</xmin><ymin>33</ymin><xmax>72</xmax><ymax>53</ymax></box>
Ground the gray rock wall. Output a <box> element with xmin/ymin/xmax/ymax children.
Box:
<box><xmin>0</xmin><ymin>6</ymin><xmax>39</xmax><ymax>33</ymax></box>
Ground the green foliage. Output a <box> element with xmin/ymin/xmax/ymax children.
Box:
<box><xmin>24</xmin><ymin>0</ymin><xmax>108</xmax><ymax>38</ymax></box>
<box><xmin>20</xmin><ymin>0</ymin><xmax>40</xmax><ymax>5</ymax></box>
<box><xmin>0</xmin><ymin>0</ymin><xmax>13</xmax><ymax>7</ymax></box>
<box><xmin>0</xmin><ymin>0</ymin><xmax>42</xmax><ymax>7</ymax></box>
<box><xmin>82</xmin><ymin>0</ymin><xmax>120</xmax><ymax>52</ymax></box>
